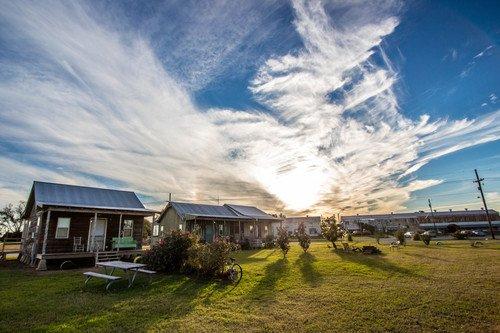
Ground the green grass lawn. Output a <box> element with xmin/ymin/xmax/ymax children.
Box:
<box><xmin>1</xmin><ymin>239</ymin><xmax>499</xmax><ymax>332</ymax></box>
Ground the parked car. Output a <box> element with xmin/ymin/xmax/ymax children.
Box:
<box><xmin>404</xmin><ymin>231</ymin><xmax>414</xmax><ymax>238</ymax></box>
<box><xmin>422</xmin><ymin>230</ymin><xmax>442</xmax><ymax>237</ymax></box>
<box><xmin>470</xmin><ymin>230</ymin><xmax>486</xmax><ymax>237</ymax></box>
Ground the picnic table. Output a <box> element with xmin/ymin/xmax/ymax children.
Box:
<box><xmin>96</xmin><ymin>260</ymin><xmax>146</xmax><ymax>288</ymax></box>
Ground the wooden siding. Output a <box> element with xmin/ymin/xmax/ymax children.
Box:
<box><xmin>33</xmin><ymin>210</ymin><xmax>144</xmax><ymax>254</ymax></box>
<box><xmin>152</xmin><ymin>207</ymin><xmax>182</xmax><ymax>245</ymax></box>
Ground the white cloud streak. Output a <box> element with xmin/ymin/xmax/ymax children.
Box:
<box><xmin>0</xmin><ymin>0</ymin><xmax>498</xmax><ymax>215</ymax></box>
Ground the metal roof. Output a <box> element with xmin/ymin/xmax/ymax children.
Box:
<box><xmin>159</xmin><ymin>202</ymin><xmax>279</xmax><ymax>221</ymax></box>
<box><xmin>285</xmin><ymin>216</ymin><xmax>321</xmax><ymax>224</ymax></box>
<box><xmin>224</xmin><ymin>204</ymin><xmax>279</xmax><ymax>220</ymax></box>
<box><xmin>170</xmin><ymin>202</ymin><xmax>249</xmax><ymax>220</ymax></box>
<box><xmin>23</xmin><ymin>181</ymin><xmax>152</xmax><ymax>217</ymax></box>
<box><xmin>341</xmin><ymin>209</ymin><xmax>498</xmax><ymax>221</ymax></box>
<box><xmin>420</xmin><ymin>221</ymin><xmax>500</xmax><ymax>229</ymax></box>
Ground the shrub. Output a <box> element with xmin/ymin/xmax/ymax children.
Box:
<box><xmin>347</xmin><ymin>232</ymin><xmax>353</xmax><ymax>242</ymax></box>
<box><xmin>276</xmin><ymin>226</ymin><xmax>290</xmax><ymax>258</ymax></box>
<box><xmin>394</xmin><ymin>229</ymin><xmax>406</xmax><ymax>245</ymax></box>
<box><xmin>187</xmin><ymin>238</ymin><xmax>231</xmax><ymax>278</ymax></box>
<box><xmin>263</xmin><ymin>234</ymin><xmax>275</xmax><ymax>249</ymax></box>
<box><xmin>240</xmin><ymin>238</ymin><xmax>251</xmax><ymax>250</ymax></box>
<box><xmin>413</xmin><ymin>232</ymin><xmax>421</xmax><ymax>241</ymax></box>
<box><xmin>321</xmin><ymin>216</ymin><xmax>342</xmax><ymax>249</ymax></box>
<box><xmin>143</xmin><ymin>230</ymin><xmax>197</xmax><ymax>273</ymax></box>
<box><xmin>296</xmin><ymin>222</ymin><xmax>311</xmax><ymax>253</ymax></box>
<box><xmin>358</xmin><ymin>222</ymin><xmax>376</xmax><ymax>235</ymax></box>
<box><xmin>361</xmin><ymin>245</ymin><xmax>382</xmax><ymax>254</ymax></box>
<box><xmin>421</xmin><ymin>234</ymin><xmax>431</xmax><ymax>245</ymax></box>
<box><xmin>452</xmin><ymin>230</ymin><xmax>467</xmax><ymax>240</ymax></box>
<box><xmin>446</xmin><ymin>224</ymin><xmax>459</xmax><ymax>234</ymax></box>
<box><xmin>374</xmin><ymin>232</ymin><xmax>382</xmax><ymax>244</ymax></box>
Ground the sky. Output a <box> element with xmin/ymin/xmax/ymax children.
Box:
<box><xmin>0</xmin><ymin>0</ymin><xmax>499</xmax><ymax>217</ymax></box>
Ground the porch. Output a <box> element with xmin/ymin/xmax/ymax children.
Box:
<box><xmin>30</xmin><ymin>207</ymin><xmax>151</xmax><ymax>270</ymax></box>
<box><xmin>186</xmin><ymin>218</ymin><xmax>274</xmax><ymax>243</ymax></box>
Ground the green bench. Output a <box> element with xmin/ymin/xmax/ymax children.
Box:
<box><xmin>111</xmin><ymin>237</ymin><xmax>137</xmax><ymax>249</ymax></box>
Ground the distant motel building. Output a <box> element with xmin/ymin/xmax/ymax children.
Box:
<box><xmin>341</xmin><ymin>209</ymin><xmax>500</xmax><ymax>232</ymax></box>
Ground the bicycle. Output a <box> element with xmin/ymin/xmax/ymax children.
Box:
<box><xmin>226</xmin><ymin>257</ymin><xmax>243</xmax><ymax>284</ymax></box>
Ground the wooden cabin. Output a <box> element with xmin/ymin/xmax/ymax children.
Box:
<box><xmin>151</xmin><ymin>202</ymin><xmax>280</xmax><ymax>245</ymax></box>
<box><xmin>20</xmin><ymin>181</ymin><xmax>156</xmax><ymax>270</ymax></box>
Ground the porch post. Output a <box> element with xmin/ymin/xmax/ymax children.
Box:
<box><xmin>37</xmin><ymin>210</ymin><xmax>51</xmax><ymax>270</ymax></box>
<box><xmin>30</xmin><ymin>212</ymin><xmax>42</xmax><ymax>266</ymax></box>
<box><xmin>213</xmin><ymin>220</ymin><xmax>216</xmax><ymax>242</ymax></box>
<box><xmin>117</xmin><ymin>214</ymin><xmax>122</xmax><ymax>252</ymax></box>
<box><xmin>91</xmin><ymin>212</ymin><xmax>98</xmax><ymax>252</ymax></box>
<box><xmin>238</xmin><ymin>220</ymin><xmax>242</xmax><ymax>240</ymax></box>
<box><xmin>253</xmin><ymin>219</ymin><xmax>256</xmax><ymax>239</ymax></box>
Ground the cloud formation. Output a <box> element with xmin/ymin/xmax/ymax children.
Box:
<box><xmin>0</xmin><ymin>0</ymin><xmax>498</xmax><ymax>215</ymax></box>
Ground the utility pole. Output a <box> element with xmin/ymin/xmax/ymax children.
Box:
<box><xmin>474</xmin><ymin>169</ymin><xmax>495</xmax><ymax>239</ymax></box>
<box><xmin>428</xmin><ymin>198</ymin><xmax>437</xmax><ymax>235</ymax></box>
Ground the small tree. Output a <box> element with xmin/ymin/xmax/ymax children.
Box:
<box><xmin>358</xmin><ymin>222</ymin><xmax>376</xmax><ymax>235</ymax></box>
<box><xmin>374</xmin><ymin>232</ymin><xmax>382</xmax><ymax>244</ymax></box>
<box><xmin>394</xmin><ymin>229</ymin><xmax>406</xmax><ymax>245</ymax></box>
<box><xmin>276</xmin><ymin>226</ymin><xmax>290</xmax><ymax>258</ymax></box>
<box><xmin>446</xmin><ymin>224</ymin><xmax>459</xmax><ymax>234</ymax></box>
<box><xmin>421</xmin><ymin>234</ymin><xmax>431</xmax><ymax>246</ymax></box>
<box><xmin>321</xmin><ymin>216</ymin><xmax>341</xmax><ymax>249</ymax></box>
<box><xmin>0</xmin><ymin>201</ymin><xmax>26</xmax><ymax>238</ymax></box>
<box><xmin>296</xmin><ymin>221</ymin><xmax>311</xmax><ymax>253</ymax></box>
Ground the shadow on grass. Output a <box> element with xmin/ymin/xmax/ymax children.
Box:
<box><xmin>249</xmin><ymin>258</ymin><xmax>289</xmax><ymax>300</ymax></box>
<box><xmin>42</xmin><ymin>273</ymin><xmax>221</xmax><ymax>331</ymax></box>
<box><xmin>296</xmin><ymin>252</ymin><xmax>323</xmax><ymax>286</ymax></box>
<box><xmin>335</xmin><ymin>251</ymin><xmax>420</xmax><ymax>277</ymax></box>
<box><xmin>404</xmin><ymin>252</ymin><xmax>450</xmax><ymax>262</ymax></box>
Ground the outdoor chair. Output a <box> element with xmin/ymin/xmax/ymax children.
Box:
<box><xmin>73</xmin><ymin>237</ymin><xmax>84</xmax><ymax>252</ymax></box>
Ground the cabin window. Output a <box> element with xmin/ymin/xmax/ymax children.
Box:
<box><xmin>309</xmin><ymin>228</ymin><xmax>317</xmax><ymax>235</ymax></box>
<box><xmin>160</xmin><ymin>225</ymin><xmax>164</xmax><ymax>236</ymax></box>
<box><xmin>178</xmin><ymin>224</ymin><xmax>183</xmax><ymax>231</ymax></box>
<box><xmin>153</xmin><ymin>225</ymin><xmax>159</xmax><ymax>237</ymax></box>
<box><xmin>55</xmin><ymin>218</ymin><xmax>71</xmax><ymax>239</ymax></box>
<box><xmin>123</xmin><ymin>220</ymin><xmax>133</xmax><ymax>237</ymax></box>
<box><xmin>249</xmin><ymin>225</ymin><xmax>254</xmax><ymax>233</ymax></box>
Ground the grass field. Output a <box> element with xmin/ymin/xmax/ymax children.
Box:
<box><xmin>0</xmin><ymin>239</ymin><xmax>499</xmax><ymax>332</ymax></box>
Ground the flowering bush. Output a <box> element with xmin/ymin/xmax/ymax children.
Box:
<box><xmin>143</xmin><ymin>230</ymin><xmax>198</xmax><ymax>273</ymax></box>
<box><xmin>276</xmin><ymin>226</ymin><xmax>290</xmax><ymax>258</ymax></box>
<box><xmin>296</xmin><ymin>222</ymin><xmax>310</xmax><ymax>253</ymax></box>
<box><xmin>264</xmin><ymin>234</ymin><xmax>275</xmax><ymax>249</ymax></box>
<box><xmin>187</xmin><ymin>238</ymin><xmax>231</xmax><ymax>277</ymax></box>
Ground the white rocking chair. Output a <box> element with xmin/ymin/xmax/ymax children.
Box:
<box><xmin>73</xmin><ymin>237</ymin><xmax>85</xmax><ymax>252</ymax></box>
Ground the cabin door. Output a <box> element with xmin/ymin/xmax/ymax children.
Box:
<box><xmin>88</xmin><ymin>218</ymin><xmax>108</xmax><ymax>252</ymax></box>
<box><xmin>205</xmin><ymin>223</ymin><xmax>214</xmax><ymax>242</ymax></box>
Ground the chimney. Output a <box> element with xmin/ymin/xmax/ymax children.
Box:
<box><xmin>449</xmin><ymin>209</ymin><xmax>452</xmax><ymax>212</ymax></box>
<box><xmin>168</xmin><ymin>193</ymin><xmax>172</xmax><ymax>202</ymax></box>
<box><xmin>465</xmin><ymin>208</ymin><xmax>468</xmax><ymax>211</ymax></box>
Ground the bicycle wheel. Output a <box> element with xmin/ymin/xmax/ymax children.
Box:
<box><xmin>229</xmin><ymin>263</ymin><xmax>243</xmax><ymax>284</ymax></box>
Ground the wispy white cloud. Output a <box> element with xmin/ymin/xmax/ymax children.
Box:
<box><xmin>0</xmin><ymin>0</ymin><xmax>498</xmax><ymax>216</ymax></box>
<box><xmin>0</xmin><ymin>1</ymin><xmax>281</xmax><ymax>210</ymax></box>
<box><xmin>209</xmin><ymin>0</ymin><xmax>500</xmax><ymax>213</ymax></box>
<box><xmin>473</xmin><ymin>45</ymin><xmax>493</xmax><ymax>59</ymax></box>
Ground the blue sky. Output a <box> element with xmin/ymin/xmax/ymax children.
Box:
<box><xmin>0</xmin><ymin>0</ymin><xmax>498</xmax><ymax>216</ymax></box>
